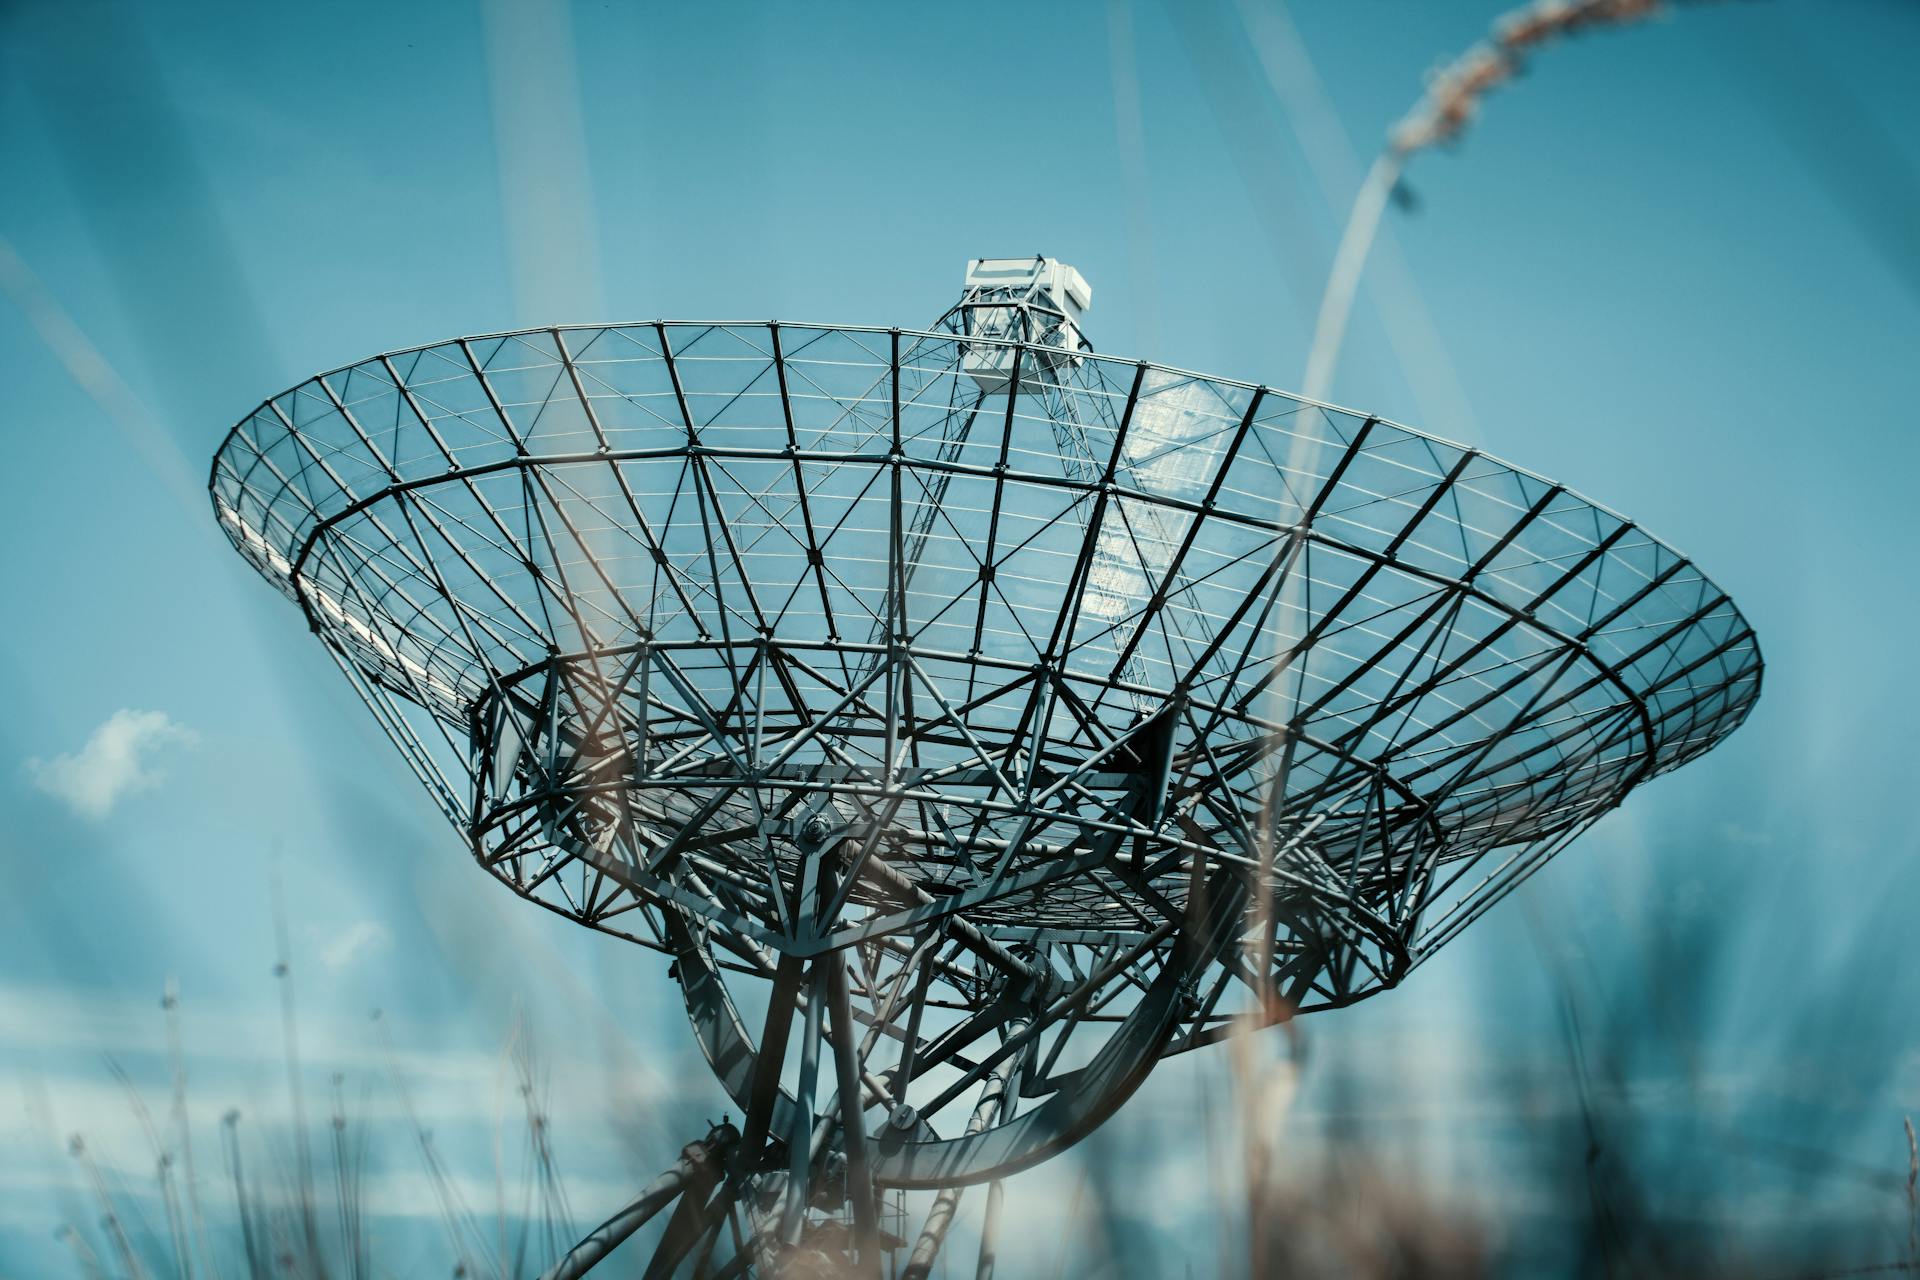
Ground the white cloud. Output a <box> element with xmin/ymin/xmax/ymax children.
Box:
<box><xmin>1717</xmin><ymin>820</ymin><xmax>1773</xmax><ymax>848</ymax></box>
<box><xmin>321</xmin><ymin>919</ymin><xmax>393</xmax><ymax>971</ymax></box>
<box><xmin>25</xmin><ymin>709</ymin><xmax>196</xmax><ymax>819</ymax></box>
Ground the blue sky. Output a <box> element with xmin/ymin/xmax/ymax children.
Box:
<box><xmin>3</xmin><ymin>0</ymin><xmax>1918</xmax><ymax>1274</ymax></box>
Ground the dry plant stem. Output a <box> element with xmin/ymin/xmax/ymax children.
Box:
<box><xmin>378</xmin><ymin>1014</ymin><xmax>487</xmax><ymax>1276</ymax></box>
<box><xmin>164</xmin><ymin>983</ymin><xmax>224</xmax><ymax>1280</ymax></box>
<box><xmin>67</xmin><ymin>983</ymin><xmax>571</xmax><ymax>1280</ymax></box>
<box><xmin>105</xmin><ymin>1056</ymin><xmax>194</xmax><ymax>1279</ymax></box>
<box><xmin>1302</xmin><ymin>151</ymin><xmax>1406</xmax><ymax>406</ymax></box>
<box><xmin>59</xmin><ymin>1225</ymin><xmax>109</xmax><ymax>1280</ymax></box>
<box><xmin>1906</xmin><ymin>1115</ymin><xmax>1918</xmax><ymax>1265</ymax></box>
<box><xmin>71</xmin><ymin>1137</ymin><xmax>148</xmax><ymax>1280</ymax></box>
<box><xmin>0</xmin><ymin>237</ymin><xmax>204</xmax><ymax>510</ymax></box>
<box><xmin>331</xmin><ymin>1073</ymin><xmax>372</xmax><ymax>1280</ymax></box>
<box><xmin>1238</xmin><ymin>0</ymin><xmax>1482</xmax><ymax>442</ymax></box>
<box><xmin>516</xmin><ymin>1036</ymin><xmax>576</xmax><ymax>1258</ymax></box>
<box><xmin>1226</xmin><ymin>1002</ymin><xmax>1304</xmax><ymax>1280</ymax></box>
<box><xmin>1200</xmin><ymin>1070</ymin><xmax>1228</xmax><ymax>1276</ymax></box>
<box><xmin>220</xmin><ymin>1114</ymin><xmax>265</xmax><ymax>1278</ymax></box>
<box><xmin>1301</xmin><ymin>0</ymin><xmax>1718</xmax><ymax>405</ymax></box>
<box><xmin>495</xmin><ymin>1020</ymin><xmax>520</xmax><ymax>1279</ymax></box>
<box><xmin>270</xmin><ymin>883</ymin><xmax>327</xmax><ymax>1271</ymax></box>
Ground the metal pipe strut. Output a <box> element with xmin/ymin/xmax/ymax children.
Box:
<box><xmin>827</xmin><ymin>954</ymin><xmax>884</xmax><ymax>1275</ymax></box>
<box><xmin>975</xmin><ymin>1174</ymin><xmax>1007</xmax><ymax>1280</ymax></box>
<box><xmin>781</xmin><ymin>963</ymin><xmax>828</xmax><ymax>1243</ymax></box>
<box><xmin>899</xmin><ymin>1016</ymin><xmax>1030</xmax><ymax>1280</ymax></box>
<box><xmin>537</xmin><ymin>1122</ymin><xmax>738</xmax><ymax>1280</ymax></box>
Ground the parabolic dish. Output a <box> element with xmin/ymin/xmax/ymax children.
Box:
<box><xmin>210</xmin><ymin>319</ymin><xmax>1761</xmax><ymax>1026</ymax></box>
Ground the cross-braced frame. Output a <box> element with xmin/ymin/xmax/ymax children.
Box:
<box><xmin>210</xmin><ymin>279</ymin><xmax>1760</xmax><ymax>1276</ymax></box>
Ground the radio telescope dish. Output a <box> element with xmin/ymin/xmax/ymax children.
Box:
<box><xmin>210</xmin><ymin>257</ymin><xmax>1760</xmax><ymax>1277</ymax></box>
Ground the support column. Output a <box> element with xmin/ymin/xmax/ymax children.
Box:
<box><xmin>899</xmin><ymin>1016</ymin><xmax>1029</xmax><ymax>1280</ymax></box>
<box><xmin>827</xmin><ymin>953</ymin><xmax>882</xmax><ymax>1274</ymax></box>
<box><xmin>780</xmin><ymin>960</ymin><xmax>827</xmax><ymax>1243</ymax></box>
<box><xmin>975</xmin><ymin>1178</ymin><xmax>1005</xmax><ymax>1280</ymax></box>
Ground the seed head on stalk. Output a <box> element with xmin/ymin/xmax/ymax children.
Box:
<box><xmin>1302</xmin><ymin>0</ymin><xmax>1736</xmax><ymax>405</ymax></box>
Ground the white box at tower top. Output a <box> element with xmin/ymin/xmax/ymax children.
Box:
<box><xmin>960</xmin><ymin>257</ymin><xmax>1093</xmax><ymax>393</ymax></box>
<box><xmin>963</xmin><ymin>258</ymin><xmax>1093</xmax><ymax>313</ymax></box>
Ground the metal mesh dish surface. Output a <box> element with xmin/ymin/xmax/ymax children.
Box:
<box><xmin>211</xmin><ymin>321</ymin><xmax>1760</xmax><ymax>1008</ymax></box>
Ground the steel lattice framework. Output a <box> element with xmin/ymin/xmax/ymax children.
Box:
<box><xmin>210</xmin><ymin>261</ymin><xmax>1760</xmax><ymax>1278</ymax></box>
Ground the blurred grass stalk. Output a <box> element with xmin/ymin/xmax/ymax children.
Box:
<box><xmin>53</xmin><ymin>966</ymin><xmax>575</xmax><ymax>1280</ymax></box>
<box><xmin>1301</xmin><ymin>0</ymin><xmax>1737</xmax><ymax>407</ymax></box>
<box><xmin>45</xmin><ymin>877</ymin><xmax>1920</xmax><ymax>1276</ymax></box>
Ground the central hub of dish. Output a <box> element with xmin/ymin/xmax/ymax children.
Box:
<box><xmin>464</xmin><ymin>634</ymin><xmax>1283</xmax><ymax>958</ymax></box>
